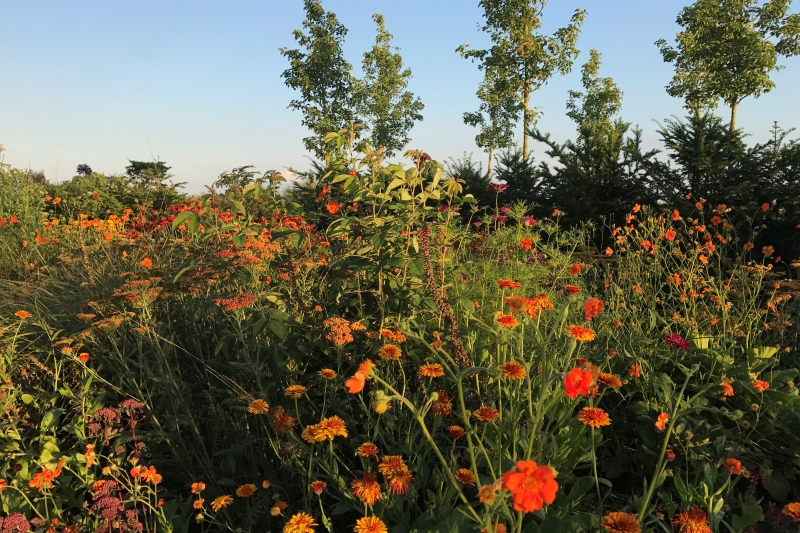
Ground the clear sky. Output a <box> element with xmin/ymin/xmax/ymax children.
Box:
<box><xmin>2</xmin><ymin>1</ymin><xmax>799</xmax><ymax>192</ymax></box>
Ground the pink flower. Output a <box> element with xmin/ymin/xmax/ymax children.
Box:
<box><xmin>664</xmin><ymin>333</ymin><xmax>690</xmax><ymax>350</ymax></box>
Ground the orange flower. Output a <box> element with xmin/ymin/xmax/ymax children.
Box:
<box><xmin>211</xmin><ymin>495</ymin><xmax>233</xmax><ymax>512</ymax></box>
<box><xmin>84</xmin><ymin>444</ymin><xmax>96</xmax><ymax>468</ymax></box>
<box><xmin>139</xmin><ymin>466</ymin><xmax>162</xmax><ymax>484</ymax></box>
<box><xmin>567</xmin><ymin>325</ymin><xmax>595</xmax><ymax>341</ymax></box>
<box><xmin>473</xmin><ymin>406</ymin><xmax>500</xmax><ymax>422</ymax></box>
<box><xmin>743</xmin><ymin>242</ymin><xmax>754</xmax><ymax>251</ymax></box>
<box><xmin>605</xmin><ymin>247</ymin><xmax>614</xmax><ymax>256</ymax></box>
<box><xmin>501</xmin><ymin>460</ymin><xmax>558</xmax><ymax>513</ymax></box>
<box><xmin>782</xmin><ymin>503</ymin><xmax>800</xmax><ymax>522</ymax></box>
<box><xmin>318</xmin><ymin>415</ymin><xmax>348</xmax><ymax>439</ymax></box>
<box><xmin>345</xmin><ymin>359</ymin><xmax>376</xmax><ymax>394</ymax></box>
<box><xmin>628</xmin><ymin>365</ymin><xmax>641</xmax><ymax>378</ymax></box>
<box><xmin>479</xmin><ymin>484</ymin><xmax>497</xmax><ymax>504</ymax></box>
<box><xmin>193</xmin><ymin>499</ymin><xmax>204</xmax><ymax>509</ymax></box>
<box><xmin>723</xmin><ymin>458</ymin><xmax>742</xmax><ymax>475</ymax></box>
<box><xmin>699</xmin><ymin>254</ymin><xmax>708</xmax><ymax>264</ymax></box>
<box><xmin>601</xmin><ymin>512</ymin><xmax>641</xmax><ymax>533</ymax></box>
<box><xmin>640</xmin><ymin>240</ymin><xmax>652</xmax><ymax>249</ymax></box>
<box><xmin>378</xmin><ymin>344</ymin><xmax>402</xmax><ymax>360</ymax></box>
<box><xmin>141</xmin><ymin>258</ymin><xmax>153</xmax><ymax>268</ymax></box>
<box><xmin>352</xmin><ymin>472</ymin><xmax>381</xmax><ymax>506</ymax></box>
<box><xmin>499</xmin><ymin>361</ymin><xmax>526</xmax><ymax>380</ymax></box>
<box><xmin>577</xmin><ymin>407</ymin><xmax>611</xmax><ymax>428</ymax></box>
<box><xmin>762</xmin><ymin>245</ymin><xmax>774</xmax><ymax>257</ymax></box>
<box><xmin>564</xmin><ymin>368</ymin><xmax>593</xmax><ymax>399</ymax></box>
<box><xmin>569</xmin><ymin>263</ymin><xmax>581</xmax><ymax>275</ymax></box>
<box><xmin>504</xmin><ymin>296</ymin><xmax>528</xmax><ymax>313</ymax></box>
<box><xmin>496</xmin><ymin>314</ymin><xmax>518</xmax><ymax>328</ymax></box>
<box><xmin>520</xmin><ymin>237</ymin><xmax>532</xmax><ymax>250</ymax></box>
<box><xmin>378</xmin><ymin>456</ymin><xmax>409</xmax><ymax>479</ymax></box>
<box><xmin>236</xmin><ymin>484</ymin><xmax>257</xmax><ymax>497</ymax></box>
<box><xmin>597</xmin><ymin>373</ymin><xmax>622</xmax><ymax>388</ymax></box>
<box><xmin>632</xmin><ymin>204</ymin><xmax>641</xmax><ymax>213</ymax></box>
<box><xmin>302</xmin><ymin>424</ymin><xmax>327</xmax><ymax>443</ymax></box>
<box><xmin>455</xmin><ymin>468</ymin><xmax>477</xmax><ymax>485</ymax></box>
<box><xmin>583</xmin><ymin>298</ymin><xmax>604</xmax><ymax>318</ymax></box>
<box><xmin>418</xmin><ymin>362</ymin><xmax>444</xmax><ymax>378</ymax></box>
<box><xmin>191</xmin><ymin>482</ymin><xmax>206</xmax><ymax>494</ymax></box>
<box><xmin>318</xmin><ymin>368</ymin><xmax>337</xmax><ymax>379</ymax></box>
<box><xmin>448</xmin><ymin>425</ymin><xmax>466</xmax><ymax>439</ymax></box>
<box><xmin>284</xmin><ymin>512</ymin><xmax>317</xmax><ymax>533</ymax></box>
<box><xmin>721</xmin><ymin>376</ymin><xmax>734</xmax><ymax>397</ymax></box>
<box><xmin>285</xmin><ymin>385</ymin><xmax>308</xmax><ymax>398</ymax></box>
<box><xmin>752</xmin><ymin>379</ymin><xmax>769</xmax><ymax>392</ymax></box>
<box><xmin>353</xmin><ymin>516</ymin><xmax>388</xmax><ymax>533</ymax></box>
<box><xmin>356</xmin><ymin>442</ymin><xmax>380</xmax><ymax>458</ymax></box>
<box><xmin>710</xmin><ymin>216</ymin><xmax>722</xmax><ymax>226</ymax></box>
<box><xmin>310</xmin><ymin>480</ymin><xmax>327</xmax><ymax>494</ymax></box>
<box><xmin>665</xmin><ymin>228</ymin><xmax>677</xmax><ymax>241</ymax></box>
<box><xmin>262</xmin><ymin>479</ymin><xmax>271</xmax><ymax>489</ymax></box>
<box><xmin>15</xmin><ymin>310</ymin><xmax>32</xmax><ymax>319</ymax></box>
<box><xmin>496</xmin><ymin>279</ymin><xmax>521</xmax><ymax>289</ymax></box>
<box><xmin>673</xmin><ymin>507</ymin><xmax>711</xmax><ymax>533</ymax></box>
<box><xmin>762</xmin><ymin>202</ymin><xmax>770</xmax><ymax>212</ymax></box>
<box><xmin>655</xmin><ymin>412</ymin><xmax>669</xmax><ymax>431</ymax></box>
<box><xmin>248</xmin><ymin>399</ymin><xmax>270</xmax><ymax>414</ymax></box>
<box><xmin>79</xmin><ymin>352</ymin><xmax>89</xmax><ymax>362</ymax></box>
<box><xmin>326</xmin><ymin>201</ymin><xmax>340</xmax><ymax>215</ymax></box>
<box><xmin>387</xmin><ymin>469</ymin><xmax>413</xmax><ymax>495</ymax></box>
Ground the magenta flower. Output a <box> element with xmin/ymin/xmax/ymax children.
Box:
<box><xmin>489</xmin><ymin>183</ymin><xmax>508</xmax><ymax>192</ymax></box>
<box><xmin>664</xmin><ymin>333</ymin><xmax>690</xmax><ymax>350</ymax></box>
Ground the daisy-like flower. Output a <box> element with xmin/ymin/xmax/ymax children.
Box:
<box><xmin>283</xmin><ymin>512</ymin><xmax>317</xmax><ymax>533</ymax></box>
<box><xmin>479</xmin><ymin>484</ymin><xmax>497</xmax><ymax>504</ymax></box>
<box><xmin>378</xmin><ymin>456</ymin><xmax>409</xmax><ymax>479</ymax></box>
<box><xmin>310</xmin><ymin>481</ymin><xmax>327</xmax><ymax>494</ymax></box>
<box><xmin>473</xmin><ymin>406</ymin><xmax>501</xmax><ymax>422</ymax></box>
<box><xmin>352</xmin><ymin>472</ymin><xmax>381</xmax><ymax>506</ymax></box>
<box><xmin>445</xmin><ymin>424</ymin><xmax>466</xmax><ymax>438</ymax></box>
<box><xmin>530</xmin><ymin>294</ymin><xmax>554</xmax><ymax>310</ymax></box>
<box><xmin>191</xmin><ymin>482</ymin><xmax>206</xmax><ymax>494</ymax></box>
<box><xmin>354</xmin><ymin>516</ymin><xmax>388</xmax><ymax>533</ymax></box>
<box><xmin>564</xmin><ymin>285</ymin><xmax>581</xmax><ymax>294</ymax></box>
<box><xmin>501</xmin><ymin>460</ymin><xmax>558</xmax><ymax>513</ymax></box>
<box><xmin>248</xmin><ymin>399</ymin><xmax>270</xmax><ymax>414</ymax></box>
<box><xmin>567</xmin><ymin>325</ymin><xmax>595</xmax><ymax>341</ymax></box>
<box><xmin>496</xmin><ymin>279</ymin><xmax>521</xmax><ymax>289</ymax></box>
<box><xmin>577</xmin><ymin>407</ymin><xmax>611</xmax><ymax>428</ymax></box>
<box><xmin>496</xmin><ymin>314</ymin><xmax>518</xmax><ymax>328</ymax></box>
<box><xmin>782</xmin><ymin>502</ymin><xmax>800</xmax><ymax>522</ymax></box>
<box><xmin>597</xmin><ymin>373</ymin><xmax>622</xmax><ymax>388</ymax></box>
<box><xmin>672</xmin><ymin>507</ymin><xmax>711</xmax><ymax>533</ymax></box>
<box><xmin>356</xmin><ymin>442</ymin><xmax>380</xmax><ymax>458</ymax></box>
<box><xmin>655</xmin><ymin>412</ymin><xmax>669</xmax><ymax>431</ymax></box>
<box><xmin>504</xmin><ymin>296</ymin><xmax>528</xmax><ymax>313</ymax></box>
<box><xmin>601</xmin><ymin>512</ymin><xmax>640</xmax><ymax>533</ymax></box>
<box><xmin>301</xmin><ymin>424</ymin><xmax>327</xmax><ymax>443</ymax></box>
<box><xmin>210</xmin><ymin>495</ymin><xmax>233</xmax><ymax>512</ymax></box>
<box><xmin>752</xmin><ymin>379</ymin><xmax>769</xmax><ymax>392</ymax></box>
<box><xmin>418</xmin><ymin>362</ymin><xmax>444</xmax><ymax>378</ymax></box>
<box><xmin>378</xmin><ymin>344</ymin><xmax>402</xmax><ymax>361</ymax></box>
<box><xmin>318</xmin><ymin>368</ymin><xmax>337</xmax><ymax>380</ymax></box>
<box><xmin>236</xmin><ymin>484</ymin><xmax>257</xmax><ymax>497</ymax></box>
<box><xmin>318</xmin><ymin>415</ymin><xmax>348</xmax><ymax>440</ymax></box>
<box><xmin>15</xmin><ymin>310</ymin><xmax>32</xmax><ymax>319</ymax></box>
<box><xmin>500</xmin><ymin>361</ymin><xmax>526</xmax><ymax>380</ymax></box>
<box><xmin>387</xmin><ymin>469</ymin><xmax>413</xmax><ymax>495</ymax></box>
<box><xmin>723</xmin><ymin>458</ymin><xmax>742</xmax><ymax>475</ymax></box>
<box><xmin>455</xmin><ymin>468</ymin><xmax>477</xmax><ymax>485</ymax></box>
<box><xmin>284</xmin><ymin>385</ymin><xmax>308</xmax><ymax>398</ymax></box>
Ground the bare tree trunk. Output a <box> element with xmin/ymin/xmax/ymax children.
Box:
<box><xmin>730</xmin><ymin>102</ymin><xmax>738</xmax><ymax>131</ymax></box>
<box><xmin>487</xmin><ymin>146</ymin><xmax>494</xmax><ymax>178</ymax></box>
<box><xmin>522</xmin><ymin>90</ymin><xmax>531</xmax><ymax>160</ymax></box>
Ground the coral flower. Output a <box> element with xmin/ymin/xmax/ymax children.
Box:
<box><xmin>319</xmin><ymin>416</ymin><xmax>348</xmax><ymax>439</ymax></box>
<box><xmin>501</xmin><ymin>460</ymin><xmax>558</xmax><ymax>513</ymax></box>
<box><xmin>354</xmin><ymin>516</ymin><xmax>388</xmax><ymax>533</ymax></box>
<box><xmin>14</xmin><ymin>310</ymin><xmax>32</xmax><ymax>319</ymax></box>
<box><xmin>248</xmin><ymin>399</ymin><xmax>270</xmax><ymax>414</ymax></box>
<box><xmin>597</xmin><ymin>373</ymin><xmax>622</xmax><ymax>388</ymax></box>
<box><xmin>141</xmin><ymin>258</ymin><xmax>153</xmax><ymax>268</ymax></box>
<box><xmin>500</xmin><ymin>361</ymin><xmax>526</xmax><ymax>380</ymax></box>
<box><xmin>326</xmin><ymin>201</ymin><xmax>340</xmax><ymax>215</ymax></box>
<box><xmin>455</xmin><ymin>468</ymin><xmax>477</xmax><ymax>485</ymax></box>
<box><xmin>665</xmin><ymin>228</ymin><xmax>677</xmax><ymax>241</ymax></box>
<box><xmin>655</xmin><ymin>412</ymin><xmax>669</xmax><ymax>431</ymax></box>
<box><xmin>191</xmin><ymin>482</ymin><xmax>206</xmax><ymax>494</ymax></box>
<box><xmin>210</xmin><ymin>495</ymin><xmax>233</xmax><ymax>512</ymax></box>
<box><xmin>345</xmin><ymin>360</ymin><xmax>376</xmax><ymax>394</ymax></box>
<box><xmin>723</xmin><ymin>458</ymin><xmax>742</xmax><ymax>475</ymax></box>
<box><xmin>310</xmin><ymin>481</ymin><xmax>327</xmax><ymax>494</ymax></box>
<box><xmin>284</xmin><ymin>385</ymin><xmax>308</xmax><ymax>398</ymax></box>
<box><xmin>479</xmin><ymin>484</ymin><xmax>497</xmax><ymax>504</ymax></box>
<box><xmin>752</xmin><ymin>379</ymin><xmax>769</xmax><ymax>392</ymax></box>
<box><xmin>352</xmin><ymin>472</ymin><xmax>381</xmax><ymax>506</ymax></box>
<box><xmin>448</xmin><ymin>425</ymin><xmax>466</xmax><ymax>439</ymax></box>
<box><xmin>378</xmin><ymin>344</ymin><xmax>402</xmax><ymax>361</ymax></box>
<box><xmin>520</xmin><ymin>237</ymin><xmax>532</xmax><ymax>250</ymax></box>
<box><xmin>672</xmin><ymin>507</ymin><xmax>711</xmax><ymax>533</ymax></box>
<box><xmin>577</xmin><ymin>407</ymin><xmax>611</xmax><ymax>428</ymax></box>
<box><xmin>418</xmin><ymin>363</ymin><xmax>444</xmax><ymax>378</ymax></box>
<box><xmin>84</xmin><ymin>444</ymin><xmax>96</xmax><ymax>468</ymax></box>
<box><xmin>236</xmin><ymin>484</ymin><xmax>257</xmax><ymax>497</ymax></box>
<box><xmin>629</xmin><ymin>365</ymin><xmax>641</xmax><ymax>378</ymax></box>
<box><xmin>601</xmin><ymin>512</ymin><xmax>640</xmax><ymax>533</ymax></box>
<box><xmin>583</xmin><ymin>298</ymin><xmax>604</xmax><ymax>318</ymax></box>
<box><xmin>782</xmin><ymin>503</ymin><xmax>800</xmax><ymax>521</ymax></box>
<box><xmin>721</xmin><ymin>377</ymin><xmax>734</xmax><ymax>397</ymax></box>
<box><xmin>284</xmin><ymin>512</ymin><xmax>317</xmax><ymax>533</ymax></box>
<box><xmin>666</xmin><ymin>449</ymin><xmax>676</xmax><ymax>461</ymax></box>
<box><xmin>356</xmin><ymin>442</ymin><xmax>380</xmax><ymax>458</ymax></box>
<box><xmin>318</xmin><ymin>368</ymin><xmax>337</xmax><ymax>380</ymax></box>
<box><xmin>564</xmin><ymin>368</ymin><xmax>593</xmax><ymax>399</ymax></box>
<box><xmin>496</xmin><ymin>314</ymin><xmax>518</xmax><ymax>328</ymax></box>
<box><xmin>568</xmin><ymin>325</ymin><xmax>595</xmax><ymax>341</ymax></box>
<box><xmin>473</xmin><ymin>406</ymin><xmax>501</xmax><ymax>422</ymax></box>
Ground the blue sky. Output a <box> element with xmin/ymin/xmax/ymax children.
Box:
<box><xmin>2</xmin><ymin>1</ymin><xmax>799</xmax><ymax>192</ymax></box>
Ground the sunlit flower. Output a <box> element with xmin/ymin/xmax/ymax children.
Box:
<box><xmin>141</xmin><ymin>258</ymin><xmax>153</xmax><ymax>268</ymax></box>
<box><xmin>569</xmin><ymin>263</ymin><xmax>581</xmax><ymax>275</ymax></box>
<box><xmin>345</xmin><ymin>360</ymin><xmax>376</xmax><ymax>394</ymax></box>
<box><xmin>672</xmin><ymin>507</ymin><xmax>711</xmax><ymax>533</ymax></box>
<box><xmin>752</xmin><ymin>379</ymin><xmax>769</xmax><ymax>392</ymax></box>
<box><xmin>782</xmin><ymin>503</ymin><xmax>800</xmax><ymax>522</ymax></box>
<box><xmin>378</xmin><ymin>456</ymin><xmax>408</xmax><ymax>478</ymax></box>
<box><xmin>352</xmin><ymin>472</ymin><xmax>381</xmax><ymax>506</ymax></box>
<box><xmin>501</xmin><ymin>460</ymin><xmax>558</xmax><ymax>513</ymax></box>
<box><xmin>577</xmin><ymin>407</ymin><xmax>611</xmax><ymax>428</ymax></box>
<box><xmin>564</xmin><ymin>284</ymin><xmax>581</xmax><ymax>294</ymax></box>
<box><xmin>455</xmin><ymin>468</ymin><xmax>476</xmax><ymax>485</ymax></box>
<box><xmin>628</xmin><ymin>365</ymin><xmax>641</xmax><ymax>378</ymax></box>
<box><xmin>318</xmin><ymin>416</ymin><xmax>348</xmax><ymax>440</ymax></box>
<box><xmin>191</xmin><ymin>482</ymin><xmax>206</xmax><ymax>494</ymax></box>
<box><xmin>496</xmin><ymin>314</ymin><xmax>518</xmax><ymax>328</ymax></box>
<box><xmin>354</xmin><ymin>516</ymin><xmax>388</xmax><ymax>533</ymax></box>
<box><xmin>567</xmin><ymin>325</ymin><xmax>595</xmax><ymax>341</ymax></box>
<box><xmin>378</xmin><ymin>344</ymin><xmax>402</xmax><ymax>361</ymax></box>
<box><xmin>84</xmin><ymin>444</ymin><xmax>96</xmax><ymax>468</ymax></box>
<box><xmin>601</xmin><ymin>512</ymin><xmax>640</xmax><ymax>533</ymax></box>
<box><xmin>520</xmin><ymin>237</ymin><xmax>532</xmax><ymax>250</ymax></box>
<box><xmin>419</xmin><ymin>363</ymin><xmax>444</xmax><ymax>378</ymax></box>
<box><xmin>139</xmin><ymin>466</ymin><xmax>162</xmax><ymax>484</ymax></box>
<box><xmin>318</xmin><ymin>368</ymin><xmax>337</xmax><ymax>380</ymax></box>
<box><xmin>655</xmin><ymin>412</ymin><xmax>669</xmax><ymax>431</ymax></box>
<box><xmin>448</xmin><ymin>425</ymin><xmax>466</xmax><ymax>439</ymax></box>
<box><xmin>387</xmin><ymin>468</ymin><xmax>414</xmax><ymax>495</ymax></box>
<box><xmin>564</xmin><ymin>368</ymin><xmax>593</xmax><ymax>399</ymax></box>
<box><xmin>310</xmin><ymin>481</ymin><xmax>327</xmax><ymax>494</ymax></box>
<box><xmin>597</xmin><ymin>373</ymin><xmax>622</xmax><ymax>388</ymax></box>
<box><xmin>504</xmin><ymin>296</ymin><xmax>528</xmax><ymax>313</ymax></box>
<box><xmin>479</xmin><ymin>484</ymin><xmax>497</xmax><ymax>504</ymax></box>
<box><xmin>326</xmin><ymin>201</ymin><xmax>340</xmax><ymax>215</ymax></box>
<box><xmin>496</xmin><ymin>279</ymin><xmax>521</xmax><ymax>289</ymax></box>
<box><xmin>671</xmin><ymin>209</ymin><xmax>680</xmax><ymax>221</ymax></box>
<box><xmin>500</xmin><ymin>361</ymin><xmax>526</xmax><ymax>380</ymax></box>
<box><xmin>583</xmin><ymin>298</ymin><xmax>604</xmax><ymax>318</ymax></box>
<box><xmin>284</xmin><ymin>512</ymin><xmax>317</xmax><ymax>533</ymax></box>
<box><xmin>721</xmin><ymin>376</ymin><xmax>734</xmax><ymax>397</ymax></box>
<box><xmin>665</xmin><ymin>228</ymin><xmax>677</xmax><ymax>241</ymax></box>
<box><xmin>210</xmin><ymin>495</ymin><xmax>233</xmax><ymax>512</ymax></box>
<box><xmin>473</xmin><ymin>406</ymin><xmax>500</xmax><ymax>422</ymax></box>
<box><xmin>284</xmin><ymin>385</ymin><xmax>308</xmax><ymax>398</ymax></box>
<box><xmin>356</xmin><ymin>442</ymin><xmax>380</xmax><ymax>458</ymax></box>
<box><xmin>302</xmin><ymin>424</ymin><xmax>327</xmax><ymax>443</ymax></box>
<box><xmin>248</xmin><ymin>399</ymin><xmax>270</xmax><ymax>414</ymax></box>
<box><xmin>723</xmin><ymin>458</ymin><xmax>742</xmax><ymax>475</ymax></box>
<box><xmin>14</xmin><ymin>310</ymin><xmax>32</xmax><ymax>319</ymax></box>
<box><xmin>236</xmin><ymin>484</ymin><xmax>257</xmax><ymax>497</ymax></box>
<box><xmin>530</xmin><ymin>294</ymin><xmax>554</xmax><ymax>310</ymax></box>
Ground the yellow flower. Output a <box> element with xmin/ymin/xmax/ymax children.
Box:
<box><xmin>210</xmin><ymin>495</ymin><xmax>233</xmax><ymax>511</ymax></box>
<box><xmin>283</xmin><ymin>512</ymin><xmax>317</xmax><ymax>533</ymax></box>
<box><xmin>247</xmin><ymin>399</ymin><xmax>270</xmax><ymax>414</ymax></box>
<box><xmin>353</xmin><ymin>516</ymin><xmax>388</xmax><ymax>533</ymax></box>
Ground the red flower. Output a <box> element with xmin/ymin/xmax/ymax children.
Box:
<box><xmin>569</xmin><ymin>264</ymin><xmax>581</xmax><ymax>276</ymax></box>
<box><xmin>583</xmin><ymin>298</ymin><xmax>604</xmax><ymax>318</ymax></box>
<box><xmin>563</xmin><ymin>368</ymin><xmax>593</xmax><ymax>399</ymax></box>
<box><xmin>501</xmin><ymin>460</ymin><xmax>558</xmax><ymax>513</ymax></box>
<box><xmin>520</xmin><ymin>237</ymin><xmax>532</xmax><ymax>250</ymax></box>
<box><xmin>723</xmin><ymin>458</ymin><xmax>742</xmax><ymax>475</ymax></box>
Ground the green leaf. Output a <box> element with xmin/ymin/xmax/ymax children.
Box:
<box><xmin>762</xmin><ymin>470</ymin><xmax>790</xmax><ymax>501</ymax></box>
<box><xmin>41</xmin><ymin>409</ymin><xmax>63</xmax><ymax>432</ymax></box>
<box><xmin>171</xmin><ymin>211</ymin><xmax>196</xmax><ymax>229</ymax></box>
<box><xmin>270</xmin><ymin>320</ymin><xmax>288</xmax><ymax>341</ymax></box>
<box><xmin>21</xmin><ymin>394</ymin><xmax>34</xmax><ymax>405</ymax></box>
<box><xmin>231</xmin><ymin>234</ymin><xmax>246</xmax><ymax>247</ymax></box>
<box><xmin>731</xmin><ymin>499</ymin><xmax>762</xmax><ymax>532</ymax></box>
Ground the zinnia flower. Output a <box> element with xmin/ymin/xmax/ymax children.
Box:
<box><xmin>284</xmin><ymin>385</ymin><xmax>308</xmax><ymax>398</ymax></box>
<box><xmin>473</xmin><ymin>406</ymin><xmax>500</xmax><ymax>422</ymax></box>
<box><xmin>318</xmin><ymin>368</ymin><xmax>337</xmax><ymax>380</ymax></box>
<box><xmin>782</xmin><ymin>502</ymin><xmax>800</xmax><ymax>521</ymax></box>
<box><xmin>672</xmin><ymin>507</ymin><xmax>711</xmax><ymax>533</ymax></box>
<box><xmin>352</xmin><ymin>472</ymin><xmax>381</xmax><ymax>506</ymax></box>
<box><xmin>577</xmin><ymin>407</ymin><xmax>611</xmax><ymax>428</ymax></box>
<box><xmin>356</xmin><ymin>442</ymin><xmax>380</xmax><ymax>458</ymax></box>
<box><xmin>419</xmin><ymin>362</ymin><xmax>444</xmax><ymax>378</ymax></box>
<box><xmin>601</xmin><ymin>512</ymin><xmax>640</xmax><ymax>533</ymax></box>
<box><xmin>723</xmin><ymin>458</ymin><xmax>742</xmax><ymax>475</ymax></box>
<box><xmin>496</xmin><ymin>314</ymin><xmax>518</xmax><ymax>328</ymax></box>
<box><xmin>354</xmin><ymin>516</ymin><xmax>388</xmax><ymax>533</ymax></box>
<box><xmin>448</xmin><ymin>425</ymin><xmax>466</xmax><ymax>439</ymax></box>
<box><xmin>500</xmin><ymin>361</ymin><xmax>526</xmax><ymax>380</ymax></box>
<box><xmin>563</xmin><ymin>368</ymin><xmax>593</xmax><ymax>399</ymax></box>
<box><xmin>455</xmin><ymin>468</ymin><xmax>476</xmax><ymax>485</ymax></box>
<box><xmin>567</xmin><ymin>325</ymin><xmax>595</xmax><ymax>341</ymax></box>
<box><xmin>283</xmin><ymin>512</ymin><xmax>317</xmax><ymax>533</ymax></box>
<box><xmin>501</xmin><ymin>460</ymin><xmax>558</xmax><ymax>513</ymax></box>
<box><xmin>655</xmin><ymin>412</ymin><xmax>669</xmax><ymax>431</ymax></box>
<box><xmin>248</xmin><ymin>399</ymin><xmax>270</xmax><ymax>414</ymax></box>
<box><xmin>583</xmin><ymin>298</ymin><xmax>604</xmax><ymax>318</ymax></box>
<box><xmin>318</xmin><ymin>415</ymin><xmax>348</xmax><ymax>439</ymax></box>
<box><xmin>236</xmin><ymin>484</ymin><xmax>257</xmax><ymax>497</ymax></box>
<box><xmin>378</xmin><ymin>344</ymin><xmax>402</xmax><ymax>361</ymax></box>
<box><xmin>210</xmin><ymin>495</ymin><xmax>233</xmax><ymax>511</ymax></box>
